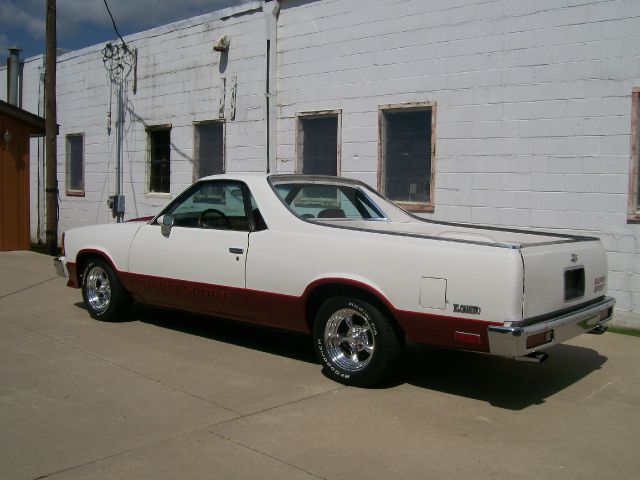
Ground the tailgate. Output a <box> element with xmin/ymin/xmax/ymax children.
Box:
<box><xmin>520</xmin><ymin>240</ymin><xmax>608</xmax><ymax>319</ymax></box>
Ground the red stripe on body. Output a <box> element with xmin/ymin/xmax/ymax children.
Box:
<box><xmin>71</xmin><ymin>250</ymin><xmax>501</xmax><ymax>350</ymax></box>
<box><xmin>66</xmin><ymin>262</ymin><xmax>78</xmax><ymax>288</ymax></box>
<box><xmin>126</xmin><ymin>216</ymin><xmax>154</xmax><ymax>223</ymax></box>
<box><xmin>119</xmin><ymin>271</ymin><xmax>253</xmax><ymax>322</ymax></box>
<box><xmin>397</xmin><ymin>310</ymin><xmax>499</xmax><ymax>352</ymax></box>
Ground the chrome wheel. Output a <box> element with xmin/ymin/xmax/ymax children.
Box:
<box><xmin>324</xmin><ymin>308</ymin><xmax>375</xmax><ymax>372</ymax></box>
<box><xmin>85</xmin><ymin>265</ymin><xmax>111</xmax><ymax>314</ymax></box>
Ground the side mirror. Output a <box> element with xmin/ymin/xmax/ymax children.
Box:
<box><xmin>160</xmin><ymin>214</ymin><xmax>174</xmax><ymax>236</ymax></box>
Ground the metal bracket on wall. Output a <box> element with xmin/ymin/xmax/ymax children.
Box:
<box><xmin>219</xmin><ymin>77</ymin><xmax>226</xmax><ymax>119</ymax></box>
<box><xmin>230</xmin><ymin>76</ymin><xmax>237</xmax><ymax>121</ymax></box>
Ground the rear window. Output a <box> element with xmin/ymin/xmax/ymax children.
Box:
<box><xmin>273</xmin><ymin>183</ymin><xmax>386</xmax><ymax>220</ymax></box>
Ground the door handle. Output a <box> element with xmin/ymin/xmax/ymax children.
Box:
<box><xmin>229</xmin><ymin>247</ymin><xmax>244</xmax><ymax>255</ymax></box>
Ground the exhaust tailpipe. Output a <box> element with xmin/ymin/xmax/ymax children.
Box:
<box><xmin>587</xmin><ymin>325</ymin><xmax>608</xmax><ymax>335</ymax></box>
<box><xmin>516</xmin><ymin>351</ymin><xmax>549</xmax><ymax>363</ymax></box>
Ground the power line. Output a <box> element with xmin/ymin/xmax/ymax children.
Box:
<box><xmin>102</xmin><ymin>0</ymin><xmax>128</xmax><ymax>49</ymax></box>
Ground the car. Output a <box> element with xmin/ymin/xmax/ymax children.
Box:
<box><xmin>54</xmin><ymin>174</ymin><xmax>615</xmax><ymax>386</ymax></box>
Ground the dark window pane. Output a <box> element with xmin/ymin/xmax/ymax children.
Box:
<box><xmin>382</xmin><ymin>109</ymin><xmax>431</xmax><ymax>204</ymax></box>
<box><xmin>66</xmin><ymin>135</ymin><xmax>84</xmax><ymax>192</ymax></box>
<box><xmin>149</xmin><ymin>129</ymin><xmax>171</xmax><ymax>193</ymax></box>
<box><xmin>196</xmin><ymin>123</ymin><xmax>224</xmax><ymax>179</ymax></box>
<box><xmin>301</xmin><ymin>116</ymin><xmax>338</xmax><ymax>176</ymax></box>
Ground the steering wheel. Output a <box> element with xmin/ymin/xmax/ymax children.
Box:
<box><xmin>198</xmin><ymin>209</ymin><xmax>232</xmax><ymax>229</ymax></box>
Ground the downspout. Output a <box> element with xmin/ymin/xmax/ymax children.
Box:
<box><xmin>263</xmin><ymin>0</ymin><xmax>280</xmax><ymax>173</ymax></box>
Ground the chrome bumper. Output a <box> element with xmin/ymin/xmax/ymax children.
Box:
<box><xmin>54</xmin><ymin>256</ymin><xmax>68</xmax><ymax>278</ymax></box>
<box><xmin>487</xmin><ymin>297</ymin><xmax>616</xmax><ymax>358</ymax></box>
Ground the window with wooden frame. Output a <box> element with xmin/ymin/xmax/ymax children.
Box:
<box><xmin>148</xmin><ymin>126</ymin><xmax>171</xmax><ymax>193</ymax></box>
<box><xmin>378</xmin><ymin>103</ymin><xmax>436</xmax><ymax>212</ymax></box>
<box><xmin>65</xmin><ymin>133</ymin><xmax>84</xmax><ymax>196</ymax></box>
<box><xmin>296</xmin><ymin>110</ymin><xmax>341</xmax><ymax>176</ymax></box>
<box><xmin>194</xmin><ymin>121</ymin><xmax>224</xmax><ymax>180</ymax></box>
<box><xmin>629</xmin><ymin>88</ymin><xmax>640</xmax><ymax>222</ymax></box>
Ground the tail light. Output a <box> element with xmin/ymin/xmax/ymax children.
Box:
<box><xmin>526</xmin><ymin>330</ymin><xmax>554</xmax><ymax>349</ymax></box>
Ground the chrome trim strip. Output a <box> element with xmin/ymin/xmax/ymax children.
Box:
<box><xmin>487</xmin><ymin>296</ymin><xmax>615</xmax><ymax>357</ymax></box>
<box><xmin>515</xmin><ymin>296</ymin><xmax>606</xmax><ymax>327</ymax></box>
<box><xmin>54</xmin><ymin>256</ymin><xmax>68</xmax><ymax>278</ymax></box>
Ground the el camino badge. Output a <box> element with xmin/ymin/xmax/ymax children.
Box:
<box><xmin>453</xmin><ymin>304</ymin><xmax>482</xmax><ymax>315</ymax></box>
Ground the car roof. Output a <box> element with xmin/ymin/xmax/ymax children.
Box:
<box><xmin>197</xmin><ymin>172</ymin><xmax>364</xmax><ymax>187</ymax></box>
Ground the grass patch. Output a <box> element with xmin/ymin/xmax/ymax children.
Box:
<box><xmin>608</xmin><ymin>326</ymin><xmax>640</xmax><ymax>338</ymax></box>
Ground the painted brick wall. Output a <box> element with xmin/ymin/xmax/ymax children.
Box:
<box><xmin>276</xmin><ymin>0</ymin><xmax>640</xmax><ymax>316</ymax></box>
<box><xmin>2</xmin><ymin>0</ymin><xmax>639</xmax><ymax>320</ymax></box>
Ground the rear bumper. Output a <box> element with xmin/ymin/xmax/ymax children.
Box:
<box><xmin>54</xmin><ymin>256</ymin><xmax>68</xmax><ymax>278</ymax></box>
<box><xmin>487</xmin><ymin>296</ymin><xmax>616</xmax><ymax>357</ymax></box>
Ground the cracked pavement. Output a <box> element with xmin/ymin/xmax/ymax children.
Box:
<box><xmin>1</xmin><ymin>251</ymin><xmax>639</xmax><ymax>479</ymax></box>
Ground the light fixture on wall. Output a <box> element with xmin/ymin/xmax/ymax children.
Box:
<box><xmin>0</xmin><ymin>129</ymin><xmax>11</xmax><ymax>150</ymax></box>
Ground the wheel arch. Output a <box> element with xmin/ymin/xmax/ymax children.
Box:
<box><xmin>75</xmin><ymin>249</ymin><xmax>120</xmax><ymax>286</ymax></box>
<box><xmin>303</xmin><ymin>279</ymin><xmax>405</xmax><ymax>340</ymax></box>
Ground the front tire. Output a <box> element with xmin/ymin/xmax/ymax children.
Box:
<box><xmin>81</xmin><ymin>258</ymin><xmax>130</xmax><ymax>321</ymax></box>
<box><xmin>313</xmin><ymin>297</ymin><xmax>403</xmax><ymax>387</ymax></box>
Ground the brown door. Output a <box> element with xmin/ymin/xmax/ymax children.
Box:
<box><xmin>0</xmin><ymin>115</ymin><xmax>30</xmax><ymax>251</ymax></box>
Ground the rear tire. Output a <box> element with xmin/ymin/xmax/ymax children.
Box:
<box><xmin>81</xmin><ymin>258</ymin><xmax>130</xmax><ymax>321</ymax></box>
<box><xmin>313</xmin><ymin>296</ymin><xmax>403</xmax><ymax>387</ymax></box>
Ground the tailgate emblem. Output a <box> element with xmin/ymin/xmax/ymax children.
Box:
<box><xmin>570</xmin><ymin>254</ymin><xmax>578</xmax><ymax>263</ymax></box>
<box><xmin>453</xmin><ymin>304</ymin><xmax>482</xmax><ymax>315</ymax></box>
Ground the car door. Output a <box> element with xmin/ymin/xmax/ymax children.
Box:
<box><xmin>128</xmin><ymin>180</ymin><xmax>251</xmax><ymax>320</ymax></box>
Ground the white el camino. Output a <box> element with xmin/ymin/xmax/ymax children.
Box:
<box><xmin>55</xmin><ymin>174</ymin><xmax>615</xmax><ymax>386</ymax></box>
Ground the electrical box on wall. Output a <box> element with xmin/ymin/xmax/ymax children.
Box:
<box><xmin>107</xmin><ymin>195</ymin><xmax>125</xmax><ymax>216</ymax></box>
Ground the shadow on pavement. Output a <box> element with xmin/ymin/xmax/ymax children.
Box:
<box><xmin>391</xmin><ymin>342</ymin><xmax>607</xmax><ymax>410</ymax></box>
<box><xmin>74</xmin><ymin>301</ymin><xmax>607</xmax><ymax>409</ymax></box>
<box><xmin>133</xmin><ymin>304</ymin><xmax>319</xmax><ymax>365</ymax></box>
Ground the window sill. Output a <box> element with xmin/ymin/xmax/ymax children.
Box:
<box><xmin>394</xmin><ymin>201</ymin><xmax>434</xmax><ymax>214</ymax></box>
<box><xmin>627</xmin><ymin>214</ymin><xmax>640</xmax><ymax>224</ymax></box>
<box><xmin>66</xmin><ymin>190</ymin><xmax>85</xmax><ymax>197</ymax></box>
<box><xmin>146</xmin><ymin>192</ymin><xmax>172</xmax><ymax>199</ymax></box>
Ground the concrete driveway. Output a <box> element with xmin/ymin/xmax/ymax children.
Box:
<box><xmin>1</xmin><ymin>251</ymin><xmax>639</xmax><ymax>480</ymax></box>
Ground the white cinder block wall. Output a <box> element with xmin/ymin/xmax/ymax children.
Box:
<box><xmin>276</xmin><ymin>0</ymin><xmax>640</xmax><ymax>323</ymax></box>
<box><xmin>1</xmin><ymin>0</ymin><xmax>639</xmax><ymax>324</ymax></box>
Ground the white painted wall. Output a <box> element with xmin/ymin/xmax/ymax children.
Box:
<box><xmin>276</xmin><ymin>0</ymin><xmax>640</xmax><ymax>320</ymax></box>
<box><xmin>2</xmin><ymin>0</ymin><xmax>639</xmax><ymax>322</ymax></box>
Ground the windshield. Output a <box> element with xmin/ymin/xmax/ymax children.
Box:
<box><xmin>273</xmin><ymin>183</ymin><xmax>386</xmax><ymax>220</ymax></box>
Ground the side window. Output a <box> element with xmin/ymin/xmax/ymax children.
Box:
<box><xmin>65</xmin><ymin>133</ymin><xmax>84</xmax><ymax>196</ymax></box>
<box><xmin>379</xmin><ymin>104</ymin><xmax>435</xmax><ymax>212</ymax></box>
<box><xmin>274</xmin><ymin>183</ymin><xmax>384</xmax><ymax>220</ymax></box>
<box><xmin>194</xmin><ymin>121</ymin><xmax>224</xmax><ymax>180</ymax></box>
<box><xmin>297</xmin><ymin>111</ymin><xmax>340</xmax><ymax>176</ymax></box>
<box><xmin>148</xmin><ymin>128</ymin><xmax>171</xmax><ymax>193</ymax></box>
<box><xmin>165</xmin><ymin>181</ymin><xmax>249</xmax><ymax>231</ymax></box>
<box><xmin>249</xmin><ymin>194</ymin><xmax>267</xmax><ymax>231</ymax></box>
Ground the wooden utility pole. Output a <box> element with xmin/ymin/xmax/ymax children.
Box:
<box><xmin>45</xmin><ymin>0</ymin><xmax>58</xmax><ymax>254</ymax></box>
